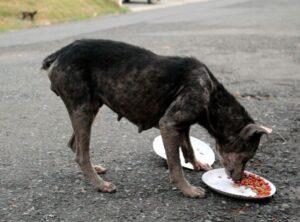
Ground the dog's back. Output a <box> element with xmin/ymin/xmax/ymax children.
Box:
<box><xmin>42</xmin><ymin>39</ymin><xmax>210</xmax><ymax>131</ymax></box>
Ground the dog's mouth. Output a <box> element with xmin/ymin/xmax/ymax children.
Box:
<box><xmin>225</xmin><ymin>168</ymin><xmax>243</xmax><ymax>181</ymax></box>
<box><xmin>231</xmin><ymin>174</ymin><xmax>243</xmax><ymax>182</ymax></box>
<box><xmin>225</xmin><ymin>168</ymin><xmax>232</xmax><ymax>179</ymax></box>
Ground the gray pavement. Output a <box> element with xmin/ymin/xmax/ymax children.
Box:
<box><xmin>0</xmin><ymin>0</ymin><xmax>299</xmax><ymax>221</ymax></box>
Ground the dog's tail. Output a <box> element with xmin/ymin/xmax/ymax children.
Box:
<box><xmin>41</xmin><ymin>52</ymin><xmax>59</xmax><ymax>70</ymax></box>
<box><xmin>41</xmin><ymin>43</ymin><xmax>71</xmax><ymax>70</ymax></box>
<box><xmin>203</xmin><ymin>64</ymin><xmax>219</xmax><ymax>84</ymax></box>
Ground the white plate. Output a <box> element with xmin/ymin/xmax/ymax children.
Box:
<box><xmin>202</xmin><ymin>168</ymin><xmax>276</xmax><ymax>199</ymax></box>
<box><xmin>153</xmin><ymin>135</ymin><xmax>215</xmax><ymax>170</ymax></box>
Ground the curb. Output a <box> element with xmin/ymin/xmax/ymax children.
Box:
<box><xmin>124</xmin><ymin>0</ymin><xmax>210</xmax><ymax>12</ymax></box>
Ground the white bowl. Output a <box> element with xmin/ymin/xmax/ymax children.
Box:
<box><xmin>153</xmin><ymin>135</ymin><xmax>215</xmax><ymax>170</ymax></box>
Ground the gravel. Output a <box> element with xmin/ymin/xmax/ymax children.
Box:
<box><xmin>0</xmin><ymin>0</ymin><xmax>299</xmax><ymax>221</ymax></box>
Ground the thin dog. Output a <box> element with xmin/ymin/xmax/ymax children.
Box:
<box><xmin>42</xmin><ymin>39</ymin><xmax>271</xmax><ymax>198</ymax></box>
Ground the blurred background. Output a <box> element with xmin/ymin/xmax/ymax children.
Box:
<box><xmin>0</xmin><ymin>0</ymin><xmax>125</xmax><ymax>32</ymax></box>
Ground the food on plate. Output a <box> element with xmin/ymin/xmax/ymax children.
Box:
<box><xmin>202</xmin><ymin>168</ymin><xmax>275</xmax><ymax>199</ymax></box>
<box><xmin>233</xmin><ymin>172</ymin><xmax>271</xmax><ymax>197</ymax></box>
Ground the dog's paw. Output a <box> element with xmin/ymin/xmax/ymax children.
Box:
<box><xmin>99</xmin><ymin>181</ymin><xmax>116</xmax><ymax>193</ymax></box>
<box><xmin>182</xmin><ymin>185</ymin><xmax>206</xmax><ymax>198</ymax></box>
<box><xmin>193</xmin><ymin>160</ymin><xmax>213</xmax><ymax>171</ymax></box>
<box><xmin>94</xmin><ymin>164</ymin><xmax>107</xmax><ymax>174</ymax></box>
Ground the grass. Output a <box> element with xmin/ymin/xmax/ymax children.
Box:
<box><xmin>0</xmin><ymin>0</ymin><xmax>126</xmax><ymax>32</ymax></box>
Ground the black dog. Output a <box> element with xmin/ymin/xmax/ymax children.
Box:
<box><xmin>22</xmin><ymin>11</ymin><xmax>37</xmax><ymax>21</ymax></box>
<box><xmin>42</xmin><ymin>39</ymin><xmax>271</xmax><ymax>198</ymax></box>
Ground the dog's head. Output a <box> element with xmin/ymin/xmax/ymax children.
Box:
<box><xmin>216</xmin><ymin>124</ymin><xmax>272</xmax><ymax>181</ymax></box>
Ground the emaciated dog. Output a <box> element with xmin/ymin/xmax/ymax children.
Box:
<box><xmin>42</xmin><ymin>39</ymin><xmax>271</xmax><ymax>198</ymax></box>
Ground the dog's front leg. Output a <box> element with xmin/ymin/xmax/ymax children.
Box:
<box><xmin>180</xmin><ymin>129</ymin><xmax>212</xmax><ymax>171</ymax></box>
<box><xmin>159</xmin><ymin>118</ymin><xmax>205</xmax><ymax>198</ymax></box>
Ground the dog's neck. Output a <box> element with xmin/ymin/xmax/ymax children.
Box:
<box><xmin>201</xmin><ymin>83</ymin><xmax>254</xmax><ymax>145</ymax></box>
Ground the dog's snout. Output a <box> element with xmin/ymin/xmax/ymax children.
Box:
<box><xmin>232</xmin><ymin>173</ymin><xmax>243</xmax><ymax>182</ymax></box>
<box><xmin>225</xmin><ymin>168</ymin><xmax>234</xmax><ymax>179</ymax></box>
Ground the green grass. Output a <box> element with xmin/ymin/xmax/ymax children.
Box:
<box><xmin>0</xmin><ymin>0</ymin><xmax>126</xmax><ymax>32</ymax></box>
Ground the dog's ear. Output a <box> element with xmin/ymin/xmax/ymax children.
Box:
<box><xmin>240</xmin><ymin>124</ymin><xmax>272</xmax><ymax>140</ymax></box>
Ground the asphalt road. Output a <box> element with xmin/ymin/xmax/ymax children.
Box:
<box><xmin>0</xmin><ymin>0</ymin><xmax>299</xmax><ymax>221</ymax></box>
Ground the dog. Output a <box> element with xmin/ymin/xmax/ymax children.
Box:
<box><xmin>42</xmin><ymin>39</ymin><xmax>271</xmax><ymax>198</ymax></box>
<box><xmin>22</xmin><ymin>11</ymin><xmax>37</xmax><ymax>21</ymax></box>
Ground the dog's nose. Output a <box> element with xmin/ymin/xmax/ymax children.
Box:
<box><xmin>231</xmin><ymin>171</ymin><xmax>243</xmax><ymax>181</ymax></box>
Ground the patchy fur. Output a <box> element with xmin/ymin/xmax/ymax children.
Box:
<box><xmin>42</xmin><ymin>39</ymin><xmax>269</xmax><ymax>198</ymax></box>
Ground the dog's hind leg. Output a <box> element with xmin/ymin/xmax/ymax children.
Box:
<box><xmin>69</xmin><ymin>104</ymin><xmax>115</xmax><ymax>193</ymax></box>
<box><xmin>67</xmin><ymin>105</ymin><xmax>99</xmax><ymax>152</ymax></box>
<box><xmin>67</xmin><ymin>132</ymin><xmax>76</xmax><ymax>152</ymax></box>
<box><xmin>67</xmin><ymin>107</ymin><xmax>107</xmax><ymax>174</ymax></box>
